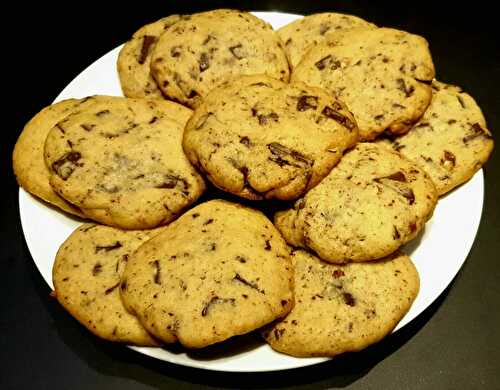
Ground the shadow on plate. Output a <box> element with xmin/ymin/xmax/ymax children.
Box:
<box><xmin>27</xmin><ymin>234</ymin><xmax>454</xmax><ymax>390</ymax></box>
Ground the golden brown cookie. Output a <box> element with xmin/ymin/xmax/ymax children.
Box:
<box><xmin>183</xmin><ymin>74</ymin><xmax>358</xmax><ymax>200</ymax></box>
<box><xmin>120</xmin><ymin>200</ymin><xmax>294</xmax><ymax>348</ymax></box>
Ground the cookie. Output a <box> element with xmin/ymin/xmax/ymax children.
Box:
<box><xmin>263</xmin><ymin>250</ymin><xmax>419</xmax><ymax>357</ymax></box>
<box><xmin>183</xmin><ymin>74</ymin><xmax>359</xmax><ymax>200</ymax></box>
<box><xmin>117</xmin><ymin>15</ymin><xmax>181</xmax><ymax>99</ymax></box>
<box><xmin>278</xmin><ymin>12</ymin><xmax>376</xmax><ymax>69</ymax></box>
<box><xmin>53</xmin><ymin>223</ymin><xmax>163</xmax><ymax>346</ymax></box>
<box><xmin>150</xmin><ymin>9</ymin><xmax>290</xmax><ymax>108</ymax></box>
<box><xmin>275</xmin><ymin>143</ymin><xmax>438</xmax><ymax>263</ymax></box>
<box><xmin>13</xmin><ymin>99</ymin><xmax>89</xmax><ymax>217</ymax></box>
<box><xmin>292</xmin><ymin>27</ymin><xmax>435</xmax><ymax>141</ymax></box>
<box><xmin>379</xmin><ymin>80</ymin><xmax>494</xmax><ymax>195</ymax></box>
<box><xmin>44</xmin><ymin>96</ymin><xmax>205</xmax><ymax>229</ymax></box>
<box><xmin>120</xmin><ymin>200</ymin><xmax>294</xmax><ymax>348</ymax></box>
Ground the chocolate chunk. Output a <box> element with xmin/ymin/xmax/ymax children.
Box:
<box><xmin>393</xmin><ymin>103</ymin><xmax>406</xmax><ymax>109</ymax></box>
<box><xmin>187</xmin><ymin>90</ymin><xmax>200</xmax><ymax>99</ymax></box>
<box><xmin>342</xmin><ymin>292</ymin><xmax>356</xmax><ymax>306</ymax></box>
<box><xmin>92</xmin><ymin>263</ymin><xmax>102</xmax><ymax>276</ymax></box>
<box><xmin>209</xmin><ymin>243</ymin><xmax>216</xmax><ymax>251</ymax></box>
<box><xmin>400</xmin><ymin>188</ymin><xmax>415</xmax><ymax>204</ymax></box>
<box><xmin>233</xmin><ymin>273</ymin><xmax>265</xmax><ymax>294</ymax></box>
<box><xmin>274</xmin><ymin>328</ymin><xmax>285</xmax><ymax>340</ymax></box>
<box><xmin>409</xmin><ymin>221</ymin><xmax>417</xmax><ymax>233</ymax></box>
<box><xmin>463</xmin><ymin>123</ymin><xmax>491</xmax><ymax>143</ymax></box>
<box><xmin>396</xmin><ymin>78</ymin><xmax>415</xmax><ymax>97</ymax></box>
<box><xmin>192</xmin><ymin>213</ymin><xmax>200</xmax><ymax>219</ymax></box>
<box><xmin>199</xmin><ymin>52</ymin><xmax>210</xmax><ymax>72</ymax></box>
<box><xmin>264</xmin><ymin>240</ymin><xmax>271</xmax><ymax>251</ymax></box>
<box><xmin>80</xmin><ymin>123</ymin><xmax>94</xmax><ymax>132</ymax></box>
<box><xmin>202</xmin><ymin>35</ymin><xmax>214</xmax><ymax>45</ymax></box>
<box><xmin>201</xmin><ymin>296</ymin><xmax>235</xmax><ymax>317</ymax></box>
<box><xmin>95</xmin><ymin>110</ymin><xmax>110</xmax><ymax>117</ymax></box>
<box><xmin>152</xmin><ymin>260</ymin><xmax>161</xmax><ymax>285</ymax></box>
<box><xmin>52</xmin><ymin>151</ymin><xmax>82</xmax><ymax>180</ymax></box>
<box><xmin>104</xmin><ymin>282</ymin><xmax>120</xmax><ymax>295</ymax></box>
<box><xmin>285</xmin><ymin>38</ymin><xmax>292</xmax><ymax>46</ymax></box>
<box><xmin>170</xmin><ymin>45</ymin><xmax>182</xmax><ymax>58</ymax></box>
<box><xmin>442</xmin><ymin>150</ymin><xmax>456</xmax><ymax>167</ymax></box>
<box><xmin>375</xmin><ymin>171</ymin><xmax>407</xmax><ymax>182</ymax></box>
<box><xmin>333</xmin><ymin>269</ymin><xmax>345</xmax><ymax>278</ymax></box>
<box><xmin>155</xmin><ymin>174</ymin><xmax>187</xmax><ymax>190</ymax></box>
<box><xmin>239</xmin><ymin>136</ymin><xmax>250</xmax><ymax>147</ymax></box>
<box><xmin>268</xmin><ymin>142</ymin><xmax>313</xmax><ymax>168</ymax></box>
<box><xmin>393</xmin><ymin>142</ymin><xmax>405</xmax><ymax>152</ymax></box>
<box><xmin>254</xmin><ymin>110</ymin><xmax>279</xmax><ymax>125</ymax></box>
<box><xmin>138</xmin><ymin>35</ymin><xmax>157</xmax><ymax>65</ymax></box>
<box><xmin>95</xmin><ymin>241</ymin><xmax>122</xmax><ymax>253</ymax></box>
<box><xmin>229</xmin><ymin>43</ymin><xmax>245</xmax><ymax>59</ymax></box>
<box><xmin>321</xmin><ymin>106</ymin><xmax>356</xmax><ymax>130</ymax></box>
<box><xmin>236</xmin><ymin>256</ymin><xmax>247</xmax><ymax>263</ymax></box>
<box><xmin>149</xmin><ymin>116</ymin><xmax>158</xmax><ymax>124</ymax></box>
<box><xmin>457</xmin><ymin>95</ymin><xmax>466</xmax><ymax>108</ymax></box>
<box><xmin>297</xmin><ymin>95</ymin><xmax>318</xmax><ymax>111</ymax></box>
<box><xmin>374</xmin><ymin>114</ymin><xmax>385</xmax><ymax>121</ymax></box>
<box><xmin>315</xmin><ymin>54</ymin><xmax>340</xmax><ymax>70</ymax></box>
<box><xmin>203</xmin><ymin>218</ymin><xmax>214</xmax><ymax>225</ymax></box>
<box><xmin>448</xmin><ymin>119</ymin><xmax>457</xmax><ymax>125</ymax></box>
<box><xmin>319</xmin><ymin>23</ymin><xmax>331</xmax><ymax>35</ymax></box>
<box><xmin>393</xmin><ymin>226</ymin><xmax>401</xmax><ymax>240</ymax></box>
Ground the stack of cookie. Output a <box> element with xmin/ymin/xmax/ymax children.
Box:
<box><xmin>13</xmin><ymin>9</ymin><xmax>493</xmax><ymax>358</ymax></box>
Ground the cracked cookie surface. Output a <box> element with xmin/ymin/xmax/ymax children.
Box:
<box><xmin>292</xmin><ymin>27</ymin><xmax>435</xmax><ymax>140</ymax></box>
<box><xmin>150</xmin><ymin>9</ymin><xmax>290</xmax><ymax>108</ymax></box>
<box><xmin>263</xmin><ymin>249</ymin><xmax>419</xmax><ymax>357</ymax></box>
<box><xmin>53</xmin><ymin>223</ymin><xmax>164</xmax><ymax>345</ymax></box>
<box><xmin>379</xmin><ymin>80</ymin><xmax>494</xmax><ymax>195</ymax></box>
<box><xmin>183</xmin><ymin>74</ymin><xmax>359</xmax><ymax>200</ymax></box>
<box><xmin>278</xmin><ymin>12</ymin><xmax>376</xmax><ymax>69</ymax></box>
<box><xmin>275</xmin><ymin>143</ymin><xmax>438</xmax><ymax>263</ymax></box>
<box><xmin>118</xmin><ymin>15</ymin><xmax>181</xmax><ymax>99</ymax></box>
<box><xmin>44</xmin><ymin>96</ymin><xmax>205</xmax><ymax>229</ymax></box>
<box><xmin>120</xmin><ymin>200</ymin><xmax>294</xmax><ymax>348</ymax></box>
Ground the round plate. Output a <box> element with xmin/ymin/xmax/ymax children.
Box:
<box><xmin>18</xmin><ymin>11</ymin><xmax>484</xmax><ymax>372</ymax></box>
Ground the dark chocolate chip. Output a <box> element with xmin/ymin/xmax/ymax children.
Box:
<box><xmin>152</xmin><ymin>260</ymin><xmax>161</xmax><ymax>285</ymax></box>
<box><xmin>442</xmin><ymin>150</ymin><xmax>456</xmax><ymax>167</ymax></box>
<box><xmin>239</xmin><ymin>136</ymin><xmax>250</xmax><ymax>147</ymax></box>
<box><xmin>229</xmin><ymin>43</ymin><xmax>245</xmax><ymax>59</ymax></box>
<box><xmin>104</xmin><ymin>282</ymin><xmax>120</xmax><ymax>295</ymax></box>
<box><xmin>333</xmin><ymin>269</ymin><xmax>345</xmax><ymax>278</ymax></box>
<box><xmin>457</xmin><ymin>95</ymin><xmax>466</xmax><ymax>109</ymax></box>
<box><xmin>170</xmin><ymin>46</ymin><xmax>182</xmax><ymax>58</ymax></box>
<box><xmin>396</xmin><ymin>78</ymin><xmax>415</xmax><ymax>97</ymax></box>
<box><xmin>201</xmin><ymin>296</ymin><xmax>235</xmax><ymax>317</ymax></box>
<box><xmin>51</xmin><ymin>151</ymin><xmax>82</xmax><ymax>180</ymax></box>
<box><xmin>297</xmin><ymin>95</ymin><xmax>318</xmax><ymax>112</ymax></box>
<box><xmin>199</xmin><ymin>52</ymin><xmax>210</xmax><ymax>72</ymax></box>
<box><xmin>92</xmin><ymin>263</ymin><xmax>102</xmax><ymax>276</ymax></box>
<box><xmin>138</xmin><ymin>35</ymin><xmax>157</xmax><ymax>65</ymax></box>
<box><xmin>342</xmin><ymin>292</ymin><xmax>356</xmax><ymax>306</ymax></box>
<box><xmin>95</xmin><ymin>241</ymin><xmax>122</xmax><ymax>253</ymax></box>
<box><xmin>315</xmin><ymin>54</ymin><xmax>340</xmax><ymax>70</ymax></box>
<box><xmin>321</xmin><ymin>106</ymin><xmax>356</xmax><ymax>130</ymax></box>
<box><xmin>233</xmin><ymin>273</ymin><xmax>265</xmax><ymax>294</ymax></box>
<box><xmin>264</xmin><ymin>240</ymin><xmax>271</xmax><ymax>251</ymax></box>
<box><xmin>393</xmin><ymin>226</ymin><xmax>401</xmax><ymax>240</ymax></box>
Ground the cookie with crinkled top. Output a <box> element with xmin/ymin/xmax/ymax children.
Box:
<box><xmin>275</xmin><ymin>142</ymin><xmax>437</xmax><ymax>263</ymax></box>
<box><xmin>278</xmin><ymin>12</ymin><xmax>376</xmax><ymax>69</ymax></box>
<box><xmin>292</xmin><ymin>27</ymin><xmax>435</xmax><ymax>141</ymax></box>
<box><xmin>53</xmin><ymin>223</ymin><xmax>164</xmax><ymax>345</ymax></box>
<box><xmin>379</xmin><ymin>80</ymin><xmax>494</xmax><ymax>195</ymax></box>
<box><xmin>120</xmin><ymin>200</ymin><xmax>294</xmax><ymax>348</ymax></box>
<box><xmin>183</xmin><ymin>74</ymin><xmax>358</xmax><ymax>200</ymax></box>
<box><xmin>117</xmin><ymin>15</ymin><xmax>181</xmax><ymax>99</ymax></box>
<box><xmin>13</xmin><ymin>99</ymin><xmax>91</xmax><ymax>217</ymax></box>
<box><xmin>44</xmin><ymin>96</ymin><xmax>205</xmax><ymax>229</ymax></box>
<box><xmin>150</xmin><ymin>9</ymin><xmax>290</xmax><ymax>108</ymax></box>
<box><xmin>263</xmin><ymin>249</ymin><xmax>419</xmax><ymax>357</ymax></box>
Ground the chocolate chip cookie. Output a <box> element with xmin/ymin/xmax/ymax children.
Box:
<box><xmin>183</xmin><ymin>74</ymin><xmax>359</xmax><ymax>200</ymax></box>
<box><xmin>120</xmin><ymin>200</ymin><xmax>294</xmax><ymax>348</ymax></box>
<box><xmin>53</xmin><ymin>223</ymin><xmax>163</xmax><ymax>345</ymax></box>
<box><xmin>13</xmin><ymin>99</ymin><xmax>91</xmax><ymax>217</ymax></box>
<box><xmin>44</xmin><ymin>96</ymin><xmax>205</xmax><ymax>229</ymax></box>
<box><xmin>379</xmin><ymin>80</ymin><xmax>494</xmax><ymax>195</ymax></box>
<box><xmin>278</xmin><ymin>12</ymin><xmax>376</xmax><ymax>69</ymax></box>
<box><xmin>275</xmin><ymin>143</ymin><xmax>438</xmax><ymax>263</ymax></box>
<box><xmin>150</xmin><ymin>9</ymin><xmax>290</xmax><ymax>108</ymax></box>
<box><xmin>117</xmin><ymin>15</ymin><xmax>181</xmax><ymax>99</ymax></box>
<box><xmin>263</xmin><ymin>249</ymin><xmax>419</xmax><ymax>357</ymax></box>
<box><xmin>292</xmin><ymin>27</ymin><xmax>435</xmax><ymax>141</ymax></box>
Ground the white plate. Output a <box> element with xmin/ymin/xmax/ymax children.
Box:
<box><xmin>18</xmin><ymin>11</ymin><xmax>484</xmax><ymax>372</ymax></box>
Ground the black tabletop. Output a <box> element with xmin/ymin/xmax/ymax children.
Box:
<box><xmin>2</xmin><ymin>1</ymin><xmax>500</xmax><ymax>389</ymax></box>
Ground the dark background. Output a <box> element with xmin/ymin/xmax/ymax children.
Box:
<box><xmin>2</xmin><ymin>1</ymin><xmax>499</xmax><ymax>389</ymax></box>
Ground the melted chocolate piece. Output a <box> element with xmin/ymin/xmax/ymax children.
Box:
<box><xmin>201</xmin><ymin>296</ymin><xmax>235</xmax><ymax>316</ymax></box>
<box><xmin>463</xmin><ymin>123</ymin><xmax>491</xmax><ymax>143</ymax></box>
<box><xmin>95</xmin><ymin>241</ymin><xmax>122</xmax><ymax>253</ymax></box>
<box><xmin>138</xmin><ymin>35</ymin><xmax>157</xmax><ymax>65</ymax></box>
<box><xmin>104</xmin><ymin>282</ymin><xmax>120</xmax><ymax>295</ymax></box>
<box><xmin>153</xmin><ymin>260</ymin><xmax>161</xmax><ymax>285</ymax></box>
<box><xmin>297</xmin><ymin>95</ymin><xmax>318</xmax><ymax>112</ymax></box>
<box><xmin>321</xmin><ymin>106</ymin><xmax>356</xmax><ymax>130</ymax></box>
<box><xmin>51</xmin><ymin>151</ymin><xmax>82</xmax><ymax>180</ymax></box>
<box><xmin>199</xmin><ymin>52</ymin><xmax>210</xmax><ymax>72</ymax></box>
<box><xmin>233</xmin><ymin>273</ymin><xmax>265</xmax><ymax>294</ymax></box>
<box><xmin>342</xmin><ymin>292</ymin><xmax>356</xmax><ymax>306</ymax></box>
<box><xmin>396</xmin><ymin>78</ymin><xmax>415</xmax><ymax>97</ymax></box>
<box><xmin>268</xmin><ymin>142</ymin><xmax>313</xmax><ymax>168</ymax></box>
<box><xmin>315</xmin><ymin>54</ymin><xmax>340</xmax><ymax>70</ymax></box>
